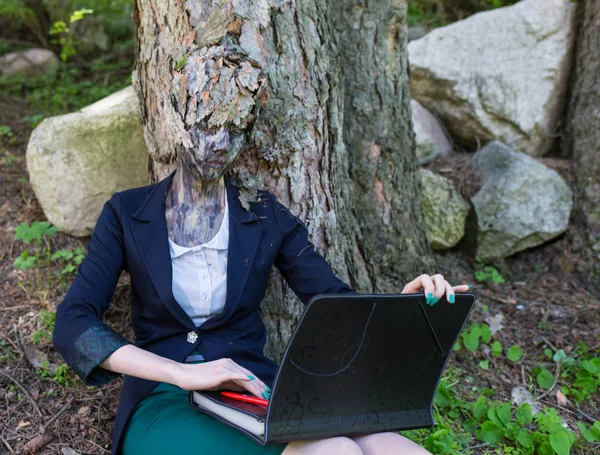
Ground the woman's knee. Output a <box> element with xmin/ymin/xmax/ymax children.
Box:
<box><xmin>283</xmin><ymin>436</ymin><xmax>362</xmax><ymax>455</ymax></box>
<box><xmin>352</xmin><ymin>432</ymin><xmax>431</xmax><ymax>455</ymax></box>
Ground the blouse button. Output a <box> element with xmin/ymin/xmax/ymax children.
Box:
<box><xmin>202</xmin><ymin>294</ymin><xmax>209</xmax><ymax>301</ymax></box>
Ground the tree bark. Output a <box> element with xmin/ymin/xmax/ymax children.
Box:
<box><xmin>332</xmin><ymin>0</ymin><xmax>434</xmax><ymax>293</ymax></box>
<box><xmin>562</xmin><ymin>0</ymin><xmax>600</xmax><ymax>289</ymax></box>
<box><xmin>132</xmin><ymin>0</ymin><xmax>431</xmax><ymax>360</ymax></box>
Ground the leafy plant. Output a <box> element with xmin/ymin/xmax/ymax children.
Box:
<box><xmin>0</xmin><ymin>124</ymin><xmax>14</xmax><ymax>139</ymax></box>
<box><xmin>174</xmin><ymin>50</ymin><xmax>190</xmax><ymax>72</ymax></box>
<box><xmin>49</xmin><ymin>8</ymin><xmax>95</xmax><ymax>61</ymax></box>
<box><xmin>457</xmin><ymin>322</ymin><xmax>493</xmax><ymax>353</ymax></box>
<box><xmin>474</xmin><ymin>264</ymin><xmax>506</xmax><ymax>284</ymax></box>
<box><xmin>13</xmin><ymin>221</ymin><xmax>59</xmax><ymax>302</ymax></box>
<box><xmin>36</xmin><ymin>361</ymin><xmax>73</xmax><ymax>387</ymax></box>
<box><xmin>563</xmin><ymin>354</ymin><xmax>600</xmax><ymax>404</ymax></box>
<box><xmin>31</xmin><ymin>309</ymin><xmax>56</xmax><ymax>344</ymax></box>
<box><xmin>51</xmin><ymin>246</ymin><xmax>86</xmax><ymax>275</ymax></box>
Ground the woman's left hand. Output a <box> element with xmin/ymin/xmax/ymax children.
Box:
<box><xmin>401</xmin><ymin>273</ymin><xmax>471</xmax><ymax>305</ymax></box>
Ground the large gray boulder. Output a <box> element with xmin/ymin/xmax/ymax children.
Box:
<box><xmin>412</xmin><ymin>100</ymin><xmax>453</xmax><ymax>165</ymax></box>
<box><xmin>472</xmin><ymin>141</ymin><xmax>573</xmax><ymax>261</ymax></box>
<box><xmin>420</xmin><ymin>169</ymin><xmax>470</xmax><ymax>250</ymax></box>
<box><xmin>408</xmin><ymin>0</ymin><xmax>576</xmax><ymax>157</ymax></box>
<box><xmin>26</xmin><ymin>86</ymin><xmax>150</xmax><ymax>237</ymax></box>
<box><xmin>0</xmin><ymin>49</ymin><xmax>59</xmax><ymax>77</ymax></box>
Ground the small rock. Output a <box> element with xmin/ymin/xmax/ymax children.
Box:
<box><xmin>61</xmin><ymin>448</ymin><xmax>80</xmax><ymax>455</ymax></box>
<box><xmin>70</xmin><ymin>17</ymin><xmax>110</xmax><ymax>56</ymax></box>
<box><xmin>484</xmin><ymin>312</ymin><xmax>504</xmax><ymax>335</ymax></box>
<box><xmin>77</xmin><ymin>405</ymin><xmax>90</xmax><ymax>417</ymax></box>
<box><xmin>472</xmin><ymin>141</ymin><xmax>573</xmax><ymax>261</ymax></box>
<box><xmin>407</xmin><ymin>26</ymin><xmax>427</xmax><ymax>42</ymax></box>
<box><xmin>511</xmin><ymin>386</ymin><xmax>541</xmax><ymax>414</ymax></box>
<box><xmin>412</xmin><ymin>100</ymin><xmax>453</xmax><ymax>165</ymax></box>
<box><xmin>420</xmin><ymin>169</ymin><xmax>470</xmax><ymax>249</ymax></box>
<box><xmin>0</xmin><ymin>48</ymin><xmax>59</xmax><ymax>77</ymax></box>
<box><xmin>556</xmin><ymin>389</ymin><xmax>569</xmax><ymax>406</ymax></box>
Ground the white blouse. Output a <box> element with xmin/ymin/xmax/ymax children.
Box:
<box><xmin>168</xmin><ymin>191</ymin><xmax>229</xmax><ymax>361</ymax></box>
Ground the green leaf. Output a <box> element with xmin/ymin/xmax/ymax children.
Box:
<box><xmin>488</xmin><ymin>408</ymin><xmax>502</xmax><ymax>427</ymax></box>
<box><xmin>515</xmin><ymin>403</ymin><xmax>533</xmax><ymax>426</ymax></box>
<box><xmin>479</xmin><ymin>360</ymin><xmax>489</xmax><ymax>370</ymax></box>
<box><xmin>517</xmin><ymin>429</ymin><xmax>534</xmax><ymax>447</ymax></box>
<box><xmin>581</xmin><ymin>359</ymin><xmax>598</xmax><ymax>374</ymax></box>
<box><xmin>577</xmin><ymin>422</ymin><xmax>600</xmax><ymax>442</ymax></box>
<box><xmin>434</xmin><ymin>384</ymin><xmax>453</xmax><ymax>408</ymax></box>
<box><xmin>537</xmin><ymin>369</ymin><xmax>555</xmax><ymax>389</ymax></box>
<box><xmin>476</xmin><ymin>420</ymin><xmax>503</xmax><ymax>443</ymax></box>
<box><xmin>473</xmin><ymin>396</ymin><xmax>487</xmax><ymax>421</ymax></box>
<box><xmin>15</xmin><ymin>222</ymin><xmax>34</xmax><ymax>244</ymax></box>
<box><xmin>51</xmin><ymin>249</ymin><xmax>74</xmax><ymax>261</ymax></box>
<box><xmin>507</xmin><ymin>345</ymin><xmax>523</xmax><ymax>362</ymax></box>
<box><xmin>553</xmin><ymin>350</ymin><xmax>573</xmax><ymax>366</ymax></box>
<box><xmin>491</xmin><ymin>340</ymin><xmax>502</xmax><ymax>356</ymax></box>
<box><xmin>14</xmin><ymin>254</ymin><xmax>36</xmax><ymax>270</ymax></box>
<box><xmin>480</xmin><ymin>324</ymin><xmax>492</xmax><ymax>343</ymax></box>
<box><xmin>544</xmin><ymin>348</ymin><xmax>553</xmax><ymax>358</ymax></box>
<box><xmin>538</xmin><ymin>440</ymin><xmax>555</xmax><ymax>455</ymax></box>
<box><xmin>463</xmin><ymin>331</ymin><xmax>479</xmax><ymax>352</ymax></box>
<box><xmin>495</xmin><ymin>403</ymin><xmax>511</xmax><ymax>427</ymax></box>
<box><xmin>549</xmin><ymin>432</ymin><xmax>571</xmax><ymax>455</ymax></box>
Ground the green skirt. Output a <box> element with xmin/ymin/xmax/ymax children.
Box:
<box><xmin>122</xmin><ymin>379</ymin><xmax>287</xmax><ymax>455</ymax></box>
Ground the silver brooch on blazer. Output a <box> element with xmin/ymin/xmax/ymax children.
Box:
<box><xmin>187</xmin><ymin>331</ymin><xmax>198</xmax><ymax>344</ymax></box>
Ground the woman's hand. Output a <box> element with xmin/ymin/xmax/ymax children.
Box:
<box><xmin>172</xmin><ymin>358</ymin><xmax>271</xmax><ymax>399</ymax></box>
<box><xmin>401</xmin><ymin>273</ymin><xmax>471</xmax><ymax>305</ymax></box>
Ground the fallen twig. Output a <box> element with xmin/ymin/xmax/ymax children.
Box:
<box><xmin>42</xmin><ymin>397</ymin><xmax>74</xmax><ymax>433</ymax></box>
<box><xmin>0</xmin><ymin>370</ymin><xmax>43</xmax><ymax>418</ymax></box>
<box><xmin>540</xmin><ymin>399</ymin><xmax>597</xmax><ymax>424</ymax></box>
<box><xmin>0</xmin><ymin>433</ymin><xmax>16</xmax><ymax>455</ymax></box>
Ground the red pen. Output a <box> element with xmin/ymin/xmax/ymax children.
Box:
<box><xmin>221</xmin><ymin>391</ymin><xmax>269</xmax><ymax>407</ymax></box>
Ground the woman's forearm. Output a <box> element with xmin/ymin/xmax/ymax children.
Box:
<box><xmin>99</xmin><ymin>344</ymin><xmax>182</xmax><ymax>385</ymax></box>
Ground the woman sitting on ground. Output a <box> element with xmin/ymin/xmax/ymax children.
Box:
<box><xmin>53</xmin><ymin>45</ymin><xmax>469</xmax><ymax>455</ymax></box>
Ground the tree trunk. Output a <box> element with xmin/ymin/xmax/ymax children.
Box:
<box><xmin>132</xmin><ymin>0</ymin><xmax>431</xmax><ymax>360</ymax></box>
<box><xmin>562</xmin><ymin>0</ymin><xmax>600</xmax><ymax>289</ymax></box>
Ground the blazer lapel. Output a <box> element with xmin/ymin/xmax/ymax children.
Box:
<box><xmin>130</xmin><ymin>173</ymin><xmax>263</xmax><ymax>332</ymax></box>
<box><xmin>131</xmin><ymin>171</ymin><xmax>196</xmax><ymax>330</ymax></box>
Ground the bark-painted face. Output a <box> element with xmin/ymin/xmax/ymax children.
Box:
<box><xmin>178</xmin><ymin>46</ymin><xmax>266</xmax><ymax>181</ymax></box>
<box><xmin>182</xmin><ymin>119</ymin><xmax>251</xmax><ymax>181</ymax></box>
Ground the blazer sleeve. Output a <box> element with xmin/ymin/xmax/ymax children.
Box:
<box><xmin>52</xmin><ymin>193</ymin><xmax>132</xmax><ymax>386</ymax></box>
<box><xmin>272</xmin><ymin>197</ymin><xmax>356</xmax><ymax>304</ymax></box>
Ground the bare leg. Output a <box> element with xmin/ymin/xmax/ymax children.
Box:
<box><xmin>352</xmin><ymin>432</ymin><xmax>432</xmax><ymax>455</ymax></box>
<box><xmin>282</xmin><ymin>437</ymin><xmax>363</xmax><ymax>455</ymax></box>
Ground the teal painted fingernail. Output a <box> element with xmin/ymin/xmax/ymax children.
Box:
<box><xmin>262</xmin><ymin>391</ymin><xmax>271</xmax><ymax>399</ymax></box>
<box><xmin>467</xmin><ymin>284</ymin><xmax>472</xmax><ymax>288</ymax></box>
<box><xmin>426</xmin><ymin>293</ymin><xmax>433</xmax><ymax>305</ymax></box>
<box><xmin>247</xmin><ymin>375</ymin><xmax>256</xmax><ymax>380</ymax></box>
<box><xmin>265</xmin><ymin>385</ymin><xmax>271</xmax><ymax>392</ymax></box>
<box><xmin>449</xmin><ymin>294</ymin><xmax>455</xmax><ymax>304</ymax></box>
<box><xmin>431</xmin><ymin>296</ymin><xmax>439</xmax><ymax>305</ymax></box>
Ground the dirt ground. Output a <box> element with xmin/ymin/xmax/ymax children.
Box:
<box><xmin>0</xmin><ymin>96</ymin><xmax>598</xmax><ymax>454</ymax></box>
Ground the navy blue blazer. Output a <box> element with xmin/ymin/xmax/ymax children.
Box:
<box><xmin>52</xmin><ymin>171</ymin><xmax>354</xmax><ymax>455</ymax></box>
